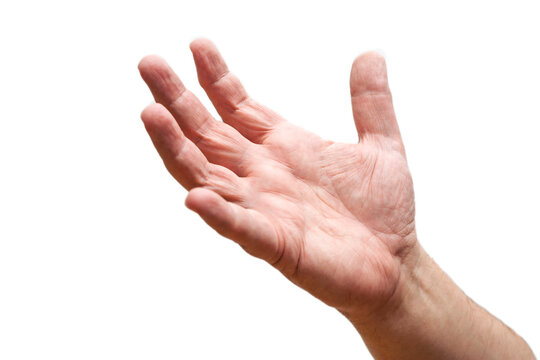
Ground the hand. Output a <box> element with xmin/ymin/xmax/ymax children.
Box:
<box><xmin>139</xmin><ymin>39</ymin><xmax>536</xmax><ymax>359</ymax></box>
<box><xmin>138</xmin><ymin>39</ymin><xmax>416</xmax><ymax>320</ymax></box>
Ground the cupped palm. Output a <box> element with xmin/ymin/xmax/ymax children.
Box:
<box><xmin>139</xmin><ymin>39</ymin><xmax>416</xmax><ymax>317</ymax></box>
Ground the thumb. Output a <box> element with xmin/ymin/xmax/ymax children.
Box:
<box><xmin>350</xmin><ymin>52</ymin><xmax>402</xmax><ymax>145</ymax></box>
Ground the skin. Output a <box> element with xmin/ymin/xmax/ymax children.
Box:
<box><xmin>138</xmin><ymin>39</ymin><xmax>535</xmax><ymax>359</ymax></box>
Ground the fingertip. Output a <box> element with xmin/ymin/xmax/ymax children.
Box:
<box><xmin>185</xmin><ymin>188</ymin><xmax>232</xmax><ymax>231</ymax></box>
<box><xmin>189</xmin><ymin>37</ymin><xmax>223</xmax><ymax>68</ymax></box>
<box><xmin>140</xmin><ymin>103</ymin><xmax>169</xmax><ymax>126</ymax></box>
<box><xmin>185</xmin><ymin>188</ymin><xmax>278</xmax><ymax>261</ymax></box>
<box><xmin>140</xmin><ymin>102</ymin><xmax>163</xmax><ymax>118</ymax></box>
<box><xmin>350</xmin><ymin>51</ymin><xmax>389</xmax><ymax>95</ymax></box>
<box><xmin>185</xmin><ymin>187</ymin><xmax>220</xmax><ymax>212</ymax></box>
<box><xmin>189</xmin><ymin>37</ymin><xmax>217</xmax><ymax>54</ymax></box>
<box><xmin>184</xmin><ymin>187</ymin><xmax>202</xmax><ymax>210</ymax></box>
<box><xmin>138</xmin><ymin>55</ymin><xmax>166</xmax><ymax>75</ymax></box>
<box><xmin>139</xmin><ymin>104</ymin><xmax>184</xmax><ymax>146</ymax></box>
<box><xmin>352</xmin><ymin>51</ymin><xmax>387</xmax><ymax>67</ymax></box>
<box><xmin>189</xmin><ymin>38</ymin><xmax>229</xmax><ymax>87</ymax></box>
<box><xmin>138</xmin><ymin>55</ymin><xmax>185</xmax><ymax>105</ymax></box>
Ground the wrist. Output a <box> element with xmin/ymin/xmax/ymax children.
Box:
<box><xmin>342</xmin><ymin>241</ymin><xmax>472</xmax><ymax>358</ymax></box>
<box><xmin>342</xmin><ymin>242</ymin><xmax>535</xmax><ymax>359</ymax></box>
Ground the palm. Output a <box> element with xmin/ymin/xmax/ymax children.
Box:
<box><xmin>139</xmin><ymin>39</ymin><xmax>417</xmax><ymax>316</ymax></box>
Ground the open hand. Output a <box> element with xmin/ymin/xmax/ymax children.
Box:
<box><xmin>139</xmin><ymin>39</ymin><xmax>417</xmax><ymax>320</ymax></box>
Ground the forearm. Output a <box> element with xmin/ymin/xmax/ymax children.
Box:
<box><xmin>343</xmin><ymin>243</ymin><xmax>535</xmax><ymax>360</ymax></box>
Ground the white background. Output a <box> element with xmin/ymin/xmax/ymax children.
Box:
<box><xmin>1</xmin><ymin>1</ymin><xmax>538</xmax><ymax>358</ymax></box>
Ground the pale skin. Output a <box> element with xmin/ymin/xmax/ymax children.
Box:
<box><xmin>138</xmin><ymin>39</ymin><xmax>535</xmax><ymax>359</ymax></box>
